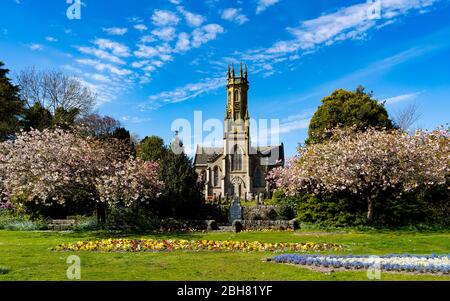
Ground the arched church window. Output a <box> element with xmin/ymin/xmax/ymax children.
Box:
<box><xmin>232</xmin><ymin>146</ymin><xmax>243</xmax><ymax>171</ymax></box>
<box><xmin>234</xmin><ymin>90</ymin><xmax>239</xmax><ymax>102</ymax></box>
<box><xmin>254</xmin><ymin>168</ymin><xmax>264</xmax><ymax>187</ymax></box>
<box><xmin>213</xmin><ymin>166</ymin><xmax>220</xmax><ymax>187</ymax></box>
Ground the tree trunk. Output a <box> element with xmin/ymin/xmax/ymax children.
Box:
<box><xmin>367</xmin><ymin>198</ymin><xmax>374</xmax><ymax>222</ymax></box>
<box><xmin>96</xmin><ymin>202</ymin><xmax>106</xmax><ymax>225</ymax></box>
<box><xmin>366</xmin><ymin>187</ymin><xmax>380</xmax><ymax>223</ymax></box>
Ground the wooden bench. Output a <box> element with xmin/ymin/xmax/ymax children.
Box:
<box><xmin>49</xmin><ymin>219</ymin><xmax>76</xmax><ymax>231</ymax></box>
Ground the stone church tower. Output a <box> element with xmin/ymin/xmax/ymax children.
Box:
<box><xmin>194</xmin><ymin>64</ymin><xmax>284</xmax><ymax>201</ymax></box>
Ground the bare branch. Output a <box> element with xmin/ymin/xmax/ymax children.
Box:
<box><xmin>394</xmin><ymin>101</ymin><xmax>422</xmax><ymax>132</ymax></box>
<box><xmin>15</xmin><ymin>68</ymin><xmax>96</xmax><ymax>115</ymax></box>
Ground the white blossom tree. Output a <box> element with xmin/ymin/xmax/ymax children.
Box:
<box><xmin>0</xmin><ymin>129</ymin><xmax>163</xmax><ymax>221</ymax></box>
<box><xmin>268</xmin><ymin>127</ymin><xmax>449</xmax><ymax>222</ymax></box>
<box><xmin>0</xmin><ymin>141</ymin><xmax>12</xmax><ymax>201</ymax></box>
<box><xmin>96</xmin><ymin>159</ymin><xmax>164</xmax><ymax>207</ymax></box>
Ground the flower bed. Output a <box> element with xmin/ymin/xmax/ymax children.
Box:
<box><xmin>55</xmin><ymin>239</ymin><xmax>342</xmax><ymax>253</ymax></box>
<box><xmin>272</xmin><ymin>254</ymin><xmax>450</xmax><ymax>274</ymax></box>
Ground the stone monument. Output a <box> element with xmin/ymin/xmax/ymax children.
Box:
<box><xmin>229</xmin><ymin>194</ymin><xmax>242</xmax><ymax>224</ymax></box>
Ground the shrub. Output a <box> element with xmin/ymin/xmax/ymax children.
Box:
<box><xmin>106</xmin><ymin>205</ymin><xmax>160</xmax><ymax>230</ymax></box>
<box><xmin>294</xmin><ymin>193</ymin><xmax>367</xmax><ymax>227</ymax></box>
<box><xmin>71</xmin><ymin>215</ymin><xmax>99</xmax><ymax>231</ymax></box>
<box><xmin>277</xmin><ymin>202</ymin><xmax>296</xmax><ymax>220</ymax></box>
<box><xmin>286</xmin><ymin>186</ymin><xmax>449</xmax><ymax>227</ymax></box>
<box><xmin>0</xmin><ymin>209</ymin><xmax>48</xmax><ymax>230</ymax></box>
<box><xmin>198</xmin><ymin>203</ymin><xmax>229</xmax><ymax>223</ymax></box>
<box><xmin>271</xmin><ymin>189</ymin><xmax>285</xmax><ymax>203</ymax></box>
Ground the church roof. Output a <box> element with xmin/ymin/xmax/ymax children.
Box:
<box><xmin>194</xmin><ymin>144</ymin><xmax>285</xmax><ymax>166</ymax></box>
<box><xmin>194</xmin><ymin>146</ymin><xmax>224</xmax><ymax>165</ymax></box>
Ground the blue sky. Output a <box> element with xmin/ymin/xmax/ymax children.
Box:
<box><xmin>1</xmin><ymin>0</ymin><xmax>449</xmax><ymax>157</ymax></box>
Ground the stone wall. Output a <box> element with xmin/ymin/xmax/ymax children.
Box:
<box><xmin>242</xmin><ymin>205</ymin><xmax>279</xmax><ymax>220</ymax></box>
<box><xmin>239</xmin><ymin>219</ymin><xmax>296</xmax><ymax>231</ymax></box>
<box><xmin>155</xmin><ymin>218</ymin><xmax>296</xmax><ymax>232</ymax></box>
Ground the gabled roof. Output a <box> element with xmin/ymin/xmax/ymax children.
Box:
<box><xmin>194</xmin><ymin>146</ymin><xmax>223</xmax><ymax>165</ymax></box>
<box><xmin>194</xmin><ymin>144</ymin><xmax>285</xmax><ymax>166</ymax></box>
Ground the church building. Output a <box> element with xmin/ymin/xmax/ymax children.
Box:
<box><xmin>194</xmin><ymin>64</ymin><xmax>284</xmax><ymax>201</ymax></box>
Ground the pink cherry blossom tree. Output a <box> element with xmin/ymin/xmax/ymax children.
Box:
<box><xmin>96</xmin><ymin>159</ymin><xmax>164</xmax><ymax>207</ymax></box>
<box><xmin>0</xmin><ymin>129</ymin><xmax>163</xmax><ymax>222</ymax></box>
<box><xmin>268</xmin><ymin>127</ymin><xmax>449</xmax><ymax>222</ymax></box>
<box><xmin>0</xmin><ymin>141</ymin><xmax>12</xmax><ymax>203</ymax></box>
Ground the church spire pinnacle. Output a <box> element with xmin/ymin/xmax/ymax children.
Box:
<box><xmin>231</xmin><ymin>63</ymin><xmax>235</xmax><ymax>78</ymax></box>
<box><xmin>227</xmin><ymin>64</ymin><xmax>231</xmax><ymax>79</ymax></box>
<box><xmin>240</xmin><ymin>62</ymin><xmax>243</xmax><ymax>77</ymax></box>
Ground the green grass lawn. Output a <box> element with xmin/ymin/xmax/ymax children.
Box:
<box><xmin>0</xmin><ymin>229</ymin><xmax>449</xmax><ymax>281</ymax></box>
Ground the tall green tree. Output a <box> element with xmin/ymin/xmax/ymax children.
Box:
<box><xmin>160</xmin><ymin>149</ymin><xmax>202</xmax><ymax>218</ymax></box>
<box><xmin>137</xmin><ymin>135</ymin><xmax>202</xmax><ymax>218</ymax></box>
<box><xmin>0</xmin><ymin>62</ymin><xmax>24</xmax><ymax>141</ymax></box>
<box><xmin>111</xmin><ymin>127</ymin><xmax>131</xmax><ymax>143</ymax></box>
<box><xmin>52</xmin><ymin>107</ymin><xmax>80</xmax><ymax>129</ymax></box>
<box><xmin>137</xmin><ymin>136</ymin><xmax>167</xmax><ymax>161</ymax></box>
<box><xmin>307</xmin><ymin>86</ymin><xmax>393</xmax><ymax>144</ymax></box>
<box><xmin>23</xmin><ymin>103</ymin><xmax>53</xmax><ymax>131</ymax></box>
<box><xmin>23</xmin><ymin>104</ymin><xmax>80</xmax><ymax>131</ymax></box>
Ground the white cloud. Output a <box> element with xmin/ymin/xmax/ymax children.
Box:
<box><xmin>134</xmin><ymin>45</ymin><xmax>159</xmax><ymax>58</ymax></box>
<box><xmin>221</xmin><ymin>8</ymin><xmax>249</xmax><ymax>25</ymax></box>
<box><xmin>76</xmin><ymin>46</ymin><xmax>126</xmax><ymax>64</ymax></box>
<box><xmin>87</xmin><ymin>73</ymin><xmax>110</xmax><ymax>82</ymax></box>
<box><xmin>77</xmin><ymin>77</ymin><xmax>130</xmax><ymax>106</ymax></box>
<box><xmin>62</xmin><ymin>64</ymin><xmax>83</xmax><ymax>74</ymax></box>
<box><xmin>46</xmin><ymin>36</ymin><xmax>58</xmax><ymax>42</ymax></box>
<box><xmin>240</xmin><ymin>0</ymin><xmax>440</xmax><ymax>76</ymax></box>
<box><xmin>256</xmin><ymin>0</ymin><xmax>280</xmax><ymax>14</ymax></box>
<box><xmin>151</xmin><ymin>27</ymin><xmax>177</xmax><ymax>41</ymax></box>
<box><xmin>385</xmin><ymin>91</ymin><xmax>422</xmax><ymax>105</ymax></box>
<box><xmin>122</xmin><ymin>116</ymin><xmax>152</xmax><ymax>124</ymax></box>
<box><xmin>134</xmin><ymin>43</ymin><xmax>173</xmax><ymax>64</ymax></box>
<box><xmin>140</xmin><ymin>35</ymin><xmax>156</xmax><ymax>43</ymax></box>
<box><xmin>280</xmin><ymin>0</ymin><xmax>438</xmax><ymax>53</ymax></box>
<box><xmin>191</xmin><ymin>24</ymin><xmax>224</xmax><ymax>48</ymax></box>
<box><xmin>134</xmin><ymin>24</ymin><xmax>148</xmax><ymax>32</ymax></box>
<box><xmin>76</xmin><ymin>58</ymin><xmax>132</xmax><ymax>76</ymax></box>
<box><xmin>141</xmin><ymin>76</ymin><xmax>224</xmax><ymax>109</ymax></box>
<box><xmin>168</xmin><ymin>0</ymin><xmax>181</xmax><ymax>4</ymax></box>
<box><xmin>128</xmin><ymin>17</ymin><xmax>144</xmax><ymax>23</ymax></box>
<box><xmin>93</xmin><ymin>38</ymin><xmax>131</xmax><ymax>57</ymax></box>
<box><xmin>175</xmin><ymin>32</ymin><xmax>190</xmax><ymax>52</ymax></box>
<box><xmin>131</xmin><ymin>60</ymin><xmax>149</xmax><ymax>69</ymax></box>
<box><xmin>277</xmin><ymin>117</ymin><xmax>311</xmax><ymax>134</ymax></box>
<box><xmin>151</xmin><ymin>9</ymin><xmax>180</xmax><ymax>27</ymax></box>
<box><xmin>263</xmin><ymin>112</ymin><xmax>312</xmax><ymax>138</ymax></box>
<box><xmin>151</xmin><ymin>60</ymin><xmax>164</xmax><ymax>67</ymax></box>
<box><xmin>102</xmin><ymin>27</ymin><xmax>128</xmax><ymax>36</ymax></box>
<box><xmin>29</xmin><ymin>43</ymin><xmax>43</xmax><ymax>51</ymax></box>
<box><xmin>177</xmin><ymin>6</ymin><xmax>205</xmax><ymax>27</ymax></box>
